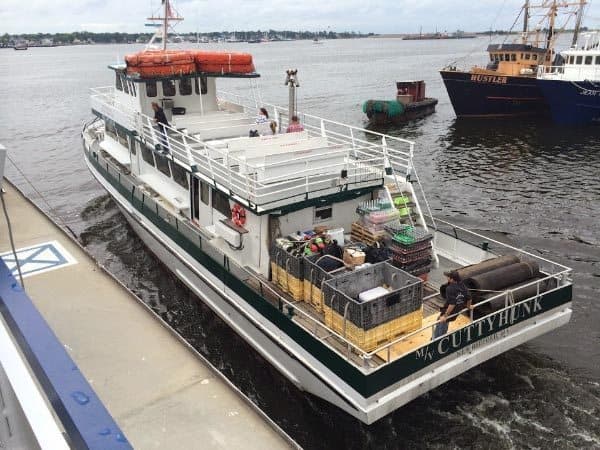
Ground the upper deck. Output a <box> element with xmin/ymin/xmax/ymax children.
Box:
<box><xmin>90</xmin><ymin>85</ymin><xmax>415</xmax><ymax>213</ymax></box>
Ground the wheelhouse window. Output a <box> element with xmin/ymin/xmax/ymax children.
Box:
<box><xmin>532</xmin><ymin>54</ymin><xmax>538</xmax><ymax>61</ymax></box>
<box><xmin>146</xmin><ymin>81</ymin><xmax>157</xmax><ymax>97</ymax></box>
<box><xmin>568</xmin><ymin>55</ymin><xmax>574</xmax><ymax>64</ymax></box>
<box><xmin>596</xmin><ymin>56</ymin><xmax>600</xmax><ymax>65</ymax></box>
<box><xmin>194</xmin><ymin>76</ymin><xmax>208</xmax><ymax>95</ymax></box>
<box><xmin>179</xmin><ymin>78</ymin><xmax>192</xmax><ymax>96</ymax></box>
<box><xmin>155</xmin><ymin>154</ymin><xmax>171</xmax><ymax>177</ymax></box>
<box><xmin>511</xmin><ymin>54</ymin><xmax>516</xmax><ymax>62</ymax></box>
<box><xmin>141</xmin><ymin>146</ymin><xmax>155</xmax><ymax>166</ymax></box>
<box><xmin>212</xmin><ymin>188</ymin><xmax>231</xmax><ymax>217</ymax></box>
<box><xmin>314</xmin><ymin>205</ymin><xmax>333</xmax><ymax>223</ymax></box>
<box><xmin>576</xmin><ymin>55</ymin><xmax>583</xmax><ymax>64</ymax></box>
<box><xmin>170</xmin><ymin>162</ymin><xmax>189</xmax><ymax>189</ymax></box>
<box><xmin>525</xmin><ymin>53</ymin><xmax>531</xmax><ymax>60</ymax></box>
<box><xmin>585</xmin><ymin>55</ymin><xmax>593</xmax><ymax>65</ymax></box>
<box><xmin>504</xmin><ymin>53</ymin><xmax>510</xmax><ymax>61</ymax></box>
<box><xmin>162</xmin><ymin>80</ymin><xmax>176</xmax><ymax>96</ymax></box>
<box><xmin>115</xmin><ymin>73</ymin><xmax>123</xmax><ymax>91</ymax></box>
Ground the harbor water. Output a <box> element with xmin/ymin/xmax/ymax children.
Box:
<box><xmin>1</xmin><ymin>37</ymin><xmax>599</xmax><ymax>449</ymax></box>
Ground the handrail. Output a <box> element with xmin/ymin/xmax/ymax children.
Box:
<box><xmin>90</xmin><ymin>87</ymin><xmax>411</xmax><ymax>208</ymax></box>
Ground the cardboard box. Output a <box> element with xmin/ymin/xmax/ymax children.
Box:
<box><xmin>343</xmin><ymin>248</ymin><xmax>365</xmax><ymax>266</ymax></box>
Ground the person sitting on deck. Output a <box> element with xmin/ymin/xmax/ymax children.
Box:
<box><xmin>151</xmin><ymin>102</ymin><xmax>170</xmax><ymax>154</ymax></box>
<box><xmin>286</xmin><ymin>115</ymin><xmax>304</xmax><ymax>133</ymax></box>
<box><xmin>432</xmin><ymin>271</ymin><xmax>472</xmax><ymax>340</ymax></box>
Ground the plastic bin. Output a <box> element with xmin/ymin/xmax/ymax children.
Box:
<box><xmin>322</xmin><ymin>262</ymin><xmax>423</xmax><ymax>330</ymax></box>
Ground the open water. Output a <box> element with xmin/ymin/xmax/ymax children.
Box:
<box><xmin>1</xmin><ymin>37</ymin><xmax>599</xmax><ymax>449</ymax></box>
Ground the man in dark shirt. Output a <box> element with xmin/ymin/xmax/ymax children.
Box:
<box><xmin>151</xmin><ymin>102</ymin><xmax>169</xmax><ymax>153</ymax></box>
<box><xmin>432</xmin><ymin>271</ymin><xmax>472</xmax><ymax>340</ymax></box>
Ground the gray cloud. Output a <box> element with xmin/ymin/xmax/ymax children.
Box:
<box><xmin>2</xmin><ymin>0</ymin><xmax>598</xmax><ymax>34</ymax></box>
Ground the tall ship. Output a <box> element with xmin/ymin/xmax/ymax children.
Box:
<box><xmin>82</xmin><ymin>1</ymin><xmax>573</xmax><ymax>423</ymax></box>
<box><xmin>440</xmin><ymin>1</ymin><xmax>586</xmax><ymax>118</ymax></box>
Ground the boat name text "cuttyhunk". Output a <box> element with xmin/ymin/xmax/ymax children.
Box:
<box><xmin>470</xmin><ymin>74</ymin><xmax>508</xmax><ymax>84</ymax></box>
<box><xmin>415</xmin><ymin>296</ymin><xmax>543</xmax><ymax>362</ymax></box>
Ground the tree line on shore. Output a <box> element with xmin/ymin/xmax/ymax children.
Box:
<box><xmin>1</xmin><ymin>30</ymin><xmax>373</xmax><ymax>46</ymax></box>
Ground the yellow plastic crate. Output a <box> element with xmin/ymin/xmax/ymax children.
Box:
<box><xmin>270</xmin><ymin>262</ymin><xmax>279</xmax><ymax>284</ymax></box>
<box><xmin>287</xmin><ymin>275</ymin><xmax>304</xmax><ymax>301</ymax></box>
<box><xmin>323</xmin><ymin>306</ymin><xmax>422</xmax><ymax>352</ymax></box>
<box><xmin>303</xmin><ymin>281</ymin><xmax>324</xmax><ymax>311</ymax></box>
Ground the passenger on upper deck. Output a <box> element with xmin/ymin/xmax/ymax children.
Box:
<box><xmin>432</xmin><ymin>271</ymin><xmax>472</xmax><ymax>340</ymax></box>
<box><xmin>286</xmin><ymin>115</ymin><xmax>304</xmax><ymax>133</ymax></box>
<box><xmin>256</xmin><ymin>107</ymin><xmax>269</xmax><ymax>124</ymax></box>
<box><xmin>151</xmin><ymin>102</ymin><xmax>170</xmax><ymax>154</ymax></box>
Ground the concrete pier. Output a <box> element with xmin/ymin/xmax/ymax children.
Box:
<box><xmin>0</xmin><ymin>180</ymin><xmax>296</xmax><ymax>449</ymax></box>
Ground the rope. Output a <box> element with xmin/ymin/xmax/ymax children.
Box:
<box><xmin>1</xmin><ymin>189</ymin><xmax>25</xmax><ymax>288</ymax></box>
<box><xmin>5</xmin><ymin>153</ymin><xmax>78</xmax><ymax>240</ymax></box>
<box><xmin>445</xmin><ymin>0</ymin><xmax>509</xmax><ymax>68</ymax></box>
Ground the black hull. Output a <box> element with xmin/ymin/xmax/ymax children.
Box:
<box><xmin>440</xmin><ymin>70</ymin><xmax>549</xmax><ymax>118</ymax></box>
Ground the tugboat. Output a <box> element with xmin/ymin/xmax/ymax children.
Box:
<box><xmin>363</xmin><ymin>81</ymin><xmax>437</xmax><ymax>125</ymax></box>
<box><xmin>82</xmin><ymin>0</ymin><xmax>573</xmax><ymax>424</ymax></box>
<box><xmin>440</xmin><ymin>1</ymin><xmax>586</xmax><ymax>118</ymax></box>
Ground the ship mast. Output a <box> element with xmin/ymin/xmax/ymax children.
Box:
<box><xmin>572</xmin><ymin>0</ymin><xmax>587</xmax><ymax>46</ymax></box>
<box><xmin>146</xmin><ymin>0</ymin><xmax>184</xmax><ymax>51</ymax></box>
<box><xmin>522</xmin><ymin>0</ymin><xmax>530</xmax><ymax>42</ymax></box>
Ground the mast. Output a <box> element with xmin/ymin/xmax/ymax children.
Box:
<box><xmin>546</xmin><ymin>0</ymin><xmax>557</xmax><ymax>51</ymax></box>
<box><xmin>163</xmin><ymin>0</ymin><xmax>169</xmax><ymax>51</ymax></box>
<box><xmin>523</xmin><ymin>0</ymin><xmax>529</xmax><ymax>35</ymax></box>
<box><xmin>572</xmin><ymin>0</ymin><xmax>587</xmax><ymax>46</ymax></box>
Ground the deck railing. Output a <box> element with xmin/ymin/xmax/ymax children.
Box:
<box><xmin>90</xmin><ymin>87</ymin><xmax>416</xmax><ymax>211</ymax></box>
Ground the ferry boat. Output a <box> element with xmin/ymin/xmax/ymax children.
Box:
<box><xmin>440</xmin><ymin>1</ymin><xmax>586</xmax><ymax>118</ymax></box>
<box><xmin>537</xmin><ymin>30</ymin><xmax>600</xmax><ymax>125</ymax></box>
<box><xmin>82</xmin><ymin>1</ymin><xmax>573</xmax><ymax>424</ymax></box>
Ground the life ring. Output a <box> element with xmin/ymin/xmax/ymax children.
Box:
<box><xmin>231</xmin><ymin>203</ymin><xmax>247</xmax><ymax>227</ymax></box>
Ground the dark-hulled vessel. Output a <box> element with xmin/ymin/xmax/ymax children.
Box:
<box><xmin>363</xmin><ymin>81</ymin><xmax>437</xmax><ymax>125</ymax></box>
<box><xmin>440</xmin><ymin>1</ymin><xmax>586</xmax><ymax>118</ymax></box>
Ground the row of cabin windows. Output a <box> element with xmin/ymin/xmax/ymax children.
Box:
<box><xmin>115</xmin><ymin>74</ymin><xmax>137</xmax><ymax>97</ymax></box>
<box><xmin>490</xmin><ymin>53</ymin><xmax>540</xmax><ymax>62</ymax></box>
<box><xmin>567</xmin><ymin>55</ymin><xmax>600</xmax><ymax>65</ymax></box>
<box><xmin>140</xmin><ymin>145</ymin><xmax>189</xmax><ymax>190</ymax></box>
<box><xmin>145</xmin><ymin>77</ymin><xmax>208</xmax><ymax>98</ymax></box>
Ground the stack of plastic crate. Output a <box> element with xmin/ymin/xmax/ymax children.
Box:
<box><xmin>303</xmin><ymin>254</ymin><xmax>349</xmax><ymax>311</ymax></box>
<box><xmin>270</xmin><ymin>240</ymin><xmax>305</xmax><ymax>301</ymax></box>
<box><xmin>351</xmin><ymin>200</ymin><xmax>399</xmax><ymax>245</ymax></box>
<box><xmin>385</xmin><ymin>222</ymin><xmax>433</xmax><ymax>280</ymax></box>
<box><xmin>322</xmin><ymin>262</ymin><xmax>423</xmax><ymax>351</ymax></box>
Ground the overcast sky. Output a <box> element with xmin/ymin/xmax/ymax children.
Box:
<box><xmin>1</xmin><ymin>0</ymin><xmax>598</xmax><ymax>34</ymax></box>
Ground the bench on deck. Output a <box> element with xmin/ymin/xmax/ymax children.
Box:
<box><xmin>100</xmin><ymin>137</ymin><xmax>131</xmax><ymax>165</ymax></box>
<box><xmin>139</xmin><ymin>173</ymin><xmax>190</xmax><ymax>212</ymax></box>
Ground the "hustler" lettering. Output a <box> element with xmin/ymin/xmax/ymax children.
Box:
<box><xmin>470</xmin><ymin>74</ymin><xmax>508</xmax><ymax>84</ymax></box>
